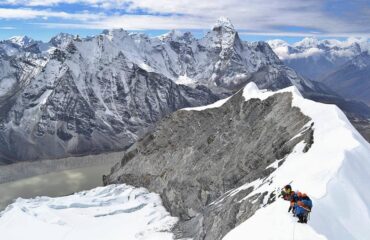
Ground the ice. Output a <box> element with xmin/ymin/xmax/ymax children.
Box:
<box><xmin>0</xmin><ymin>184</ymin><xmax>177</xmax><ymax>240</ymax></box>
<box><xmin>176</xmin><ymin>75</ymin><xmax>197</xmax><ymax>86</ymax></box>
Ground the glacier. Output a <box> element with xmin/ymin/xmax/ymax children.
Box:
<box><xmin>0</xmin><ymin>184</ymin><xmax>177</xmax><ymax>240</ymax></box>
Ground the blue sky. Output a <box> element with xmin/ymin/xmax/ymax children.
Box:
<box><xmin>0</xmin><ymin>0</ymin><xmax>369</xmax><ymax>43</ymax></box>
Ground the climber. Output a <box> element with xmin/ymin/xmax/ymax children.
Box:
<box><xmin>280</xmin><ymin>185</ymin><xmax>299</xmax><ymax>213</ymax></box>
<box><xmin>281</xmin><ymin>184</ymin><xmax>293</xmax><ymax>200</ymax></box>
<box><xmin>294</xmin><ymin>193</ymin><xmax>313</xmax><ymax>223</ymax></box>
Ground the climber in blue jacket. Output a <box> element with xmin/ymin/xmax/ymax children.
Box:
<box><xmin>294</xmin><ymin>192</ymin><xmax>313</xmax><ymax>223</ymax></box>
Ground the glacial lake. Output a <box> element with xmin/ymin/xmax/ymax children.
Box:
<box><xmin>0</xmin><ymin>160</ymin><xmax>119</xmax><ymax>211</ymax></box>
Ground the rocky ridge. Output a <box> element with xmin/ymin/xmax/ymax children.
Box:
<box><xmin>104</xmin><ymin>84</ymin><xmax>314</xmax><ymax>239</ymax></box>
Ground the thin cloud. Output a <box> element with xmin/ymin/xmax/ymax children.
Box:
<box><xmin>0</xmin><ymin>26</ymin><xmax>16</xmax><ymax>30</ymax></box>
<box><xmin>0</xmin><ymin>8</ymin><xmax>104</xmax><ymax>20</ymax></box>
<box><xmin>1</xmin><ymin>0</ymin><xmax>370</xmax><ymax>37</ymax></box>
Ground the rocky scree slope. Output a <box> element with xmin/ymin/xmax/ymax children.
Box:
<box><xmin>104</xmin><ymin>85</ymin><xmax>314</xmax><ymax>240</ymax></box>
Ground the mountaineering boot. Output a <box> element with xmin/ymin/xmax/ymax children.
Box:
<box><xmin>303</xmin><ymin>215</ymin><xmax>308</xmax><ymax>223</ymax></box>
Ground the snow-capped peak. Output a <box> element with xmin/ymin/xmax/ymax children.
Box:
<box><xmin>8</xmin><ymin>35</ymin><xmax>34</xmax><ymax>47</ymax></box>
<box><xmin>293</xmin><ymin>37</ymin><xmax>319</xmax><ymax>48</ymax></box>
<box><xmin>49</xmin><ymin>33</ymin><xmax>74</xmax><ymax>48</ymax></box>
<box><xmin>101</xmin><ymin>28</ymin><xmax>130</xmax><ymax>41</ymax></box>
<box><xmin>158</xmin><ymin>30</ymin><xmax>184</xmax><ymax>41</ymax></box>
<box><xmin>268</xmin><ymin>37</ymin><xmax>370</xmax><ymax>62</ymax></box>
<box><xmin>212</xmin><ymin>17</ymin><xmax>235</xmax><ymax>31</ymax></box>
<box><xmin>266</xmin><ymin>39</ymin><xmax>289</xmax><ymax>49</ymax></box>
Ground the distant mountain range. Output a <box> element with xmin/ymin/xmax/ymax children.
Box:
<box><xmin>0</xmin><ymin>18</ymin><xmax>369</xmax><ymax>163</ymax></box>
<box><xmin>268</xmin><ymin>38</ymin><xmax>370</xmax><ymax>106</ymax></box>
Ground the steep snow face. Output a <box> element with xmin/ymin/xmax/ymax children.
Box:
<box><xmin>267</xmin><ymin>37</ymin><xmax>370</xmax><ymax>80</ymax></box>
<box><xmin>222</xmin><ymin>83</ymin><xmax>370</xmax><ymax>240</ymax></box>
<box><xmin>0</xmin><ymin>184</ymin><xmax>177</xmax><ymax>240</ymax></box>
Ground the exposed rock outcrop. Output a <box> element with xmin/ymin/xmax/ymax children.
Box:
<box><xmin>105</xmin><ymin>89</ymin><xmax>313</xmax><ymax>239</ymax></box>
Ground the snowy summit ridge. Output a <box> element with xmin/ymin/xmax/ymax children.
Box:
<box><xmin>225</xmin><ymin>83</ymin><xmax>370</xmax><ymax>240</ymax></box>
<box><xmin>104</xmin><ymin>81</ymin><xmax>370</xmax><ymax>239</ymax></box>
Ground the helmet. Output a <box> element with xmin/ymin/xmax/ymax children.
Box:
<box><xmin>283</xmin><ymin>186</ymin><xmax>292</xmax><ymax>195</ymax></box>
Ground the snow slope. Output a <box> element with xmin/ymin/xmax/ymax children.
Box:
<box><xmin>222</xmin><ymin>83</ymin><xmax>370</xmax><ymax>240</ymax></box>
<box><xmin>0</xmin><ymin>184</ymin><xmax>177</xmax><ymax>240</ymax></box>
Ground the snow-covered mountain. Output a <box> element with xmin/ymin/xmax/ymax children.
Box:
<box><xmin>0</xmin><ymin>18</ymin><xmax>330</xmax><ymax>163</ymax></box>
<box><xmin>1</xmin><ymin>18</ymin><xmax>370</xmax><ymax>163</ymax></box>
<box><xmin>321</xmin><ymin>52</ymin><xmax>370</xmax><ymax>105</ymax></box>
<box><xmin>268</xmin><ymin>37</ymin><xmax>370</xmax><ymax>80</ymax></box>
<box><xmin>4</xmin><ymin>83</ymin><xmax>368</xmax><ymax>239</ymax></box>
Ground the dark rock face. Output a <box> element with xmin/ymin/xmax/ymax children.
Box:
<box><xmin>105</xmin><ymin>91</ymin><xmax>313</xmax><ymax>239</ymax></box>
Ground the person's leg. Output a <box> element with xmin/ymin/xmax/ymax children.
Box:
<box><xmin>303</xmin><ymin>212</ymin><xmax>308</xmax><ymax>223</ymax></box>
<box><xmin>295</xmin><ymin>207</ymin><xmax>304</xmax><ymax>223</ymax></box>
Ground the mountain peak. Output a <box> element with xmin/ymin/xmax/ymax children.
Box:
<box><xmin>212</xmin><ymin>17</ymin><xmax>235</xmax><ymax>31</ymax></box>
<box><xmin>8</xmin><ymin>35</ymin><xmax>34</xmax><ymax>47</ymax></box>
<box><xmin>49</xmin><ymin>33</ymin><xmax>75</xmax><ymax>48</ymax></box>
<box><xmin>101</xmin><ymin>28</ymin><xmax>129</xmax><ymax>39</ymax></box>
<box><xmin>293</xmin><ymin>37</ymin><xmax>319</xmax><ymax>48</ymax></box>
